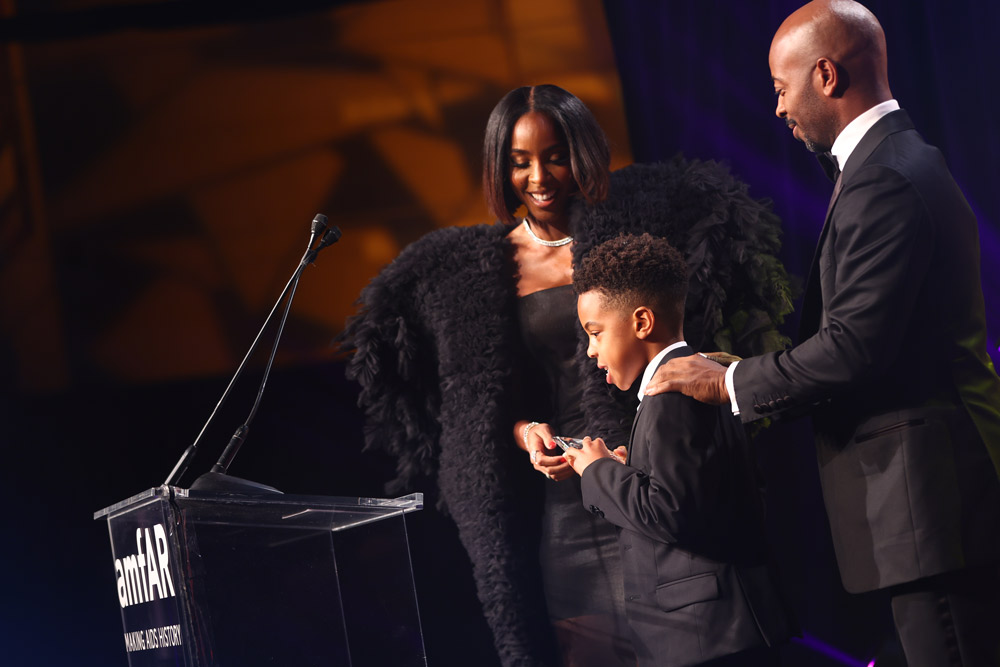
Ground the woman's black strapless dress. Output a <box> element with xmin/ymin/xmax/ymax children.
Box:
<box><xmin>517</xmin><ymin>284</ymin><xmax>632</xmax><ymax>663</ymax></box>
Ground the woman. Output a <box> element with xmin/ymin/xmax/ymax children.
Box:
<box><xmin>341</xmin><ymin>85</ymin><xmax>792</xmax><ymax>666</ymax></box>
<box><xmin>487</xmin><ymin>86</ymin><xmax>634</xmax><ymax>665</ymax></box>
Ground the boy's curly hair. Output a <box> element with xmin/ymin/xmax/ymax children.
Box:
<box><xmin>573</xmin><ymin>232</ymin><xmax>688</xmax><ymax>321</ymax></box>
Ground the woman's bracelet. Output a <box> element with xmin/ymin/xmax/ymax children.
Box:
<box><xmin>522</xmin><ymin>421</ymin><xmax>541</xmax><ymax>449</ymax></box>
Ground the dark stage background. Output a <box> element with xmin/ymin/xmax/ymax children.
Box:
<box><xmin>1</xmin><ymin>1</ymin><xmax>996</xmax><ymax>666</ymax></box>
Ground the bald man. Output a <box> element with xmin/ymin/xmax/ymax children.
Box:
<box><xmin>646</xmin><ymin>1</ymin><xmax>1000</xmax><ymax>664</ymax></box>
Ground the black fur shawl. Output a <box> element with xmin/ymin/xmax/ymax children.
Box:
<box><xmin>340</xmin><ymin>157</ymin><xmax>793</xmax><ymax>665</ymax></box>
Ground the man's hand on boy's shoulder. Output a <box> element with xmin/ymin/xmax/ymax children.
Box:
<box><xmin>563</xmin><ymin>437</ymin><xmax>625</xmax><ymax>476</ymax></box>
<box><xmin>642</xmin><ymin>353</ymin><xmax>730</xmax><ymax>405</ymax></box>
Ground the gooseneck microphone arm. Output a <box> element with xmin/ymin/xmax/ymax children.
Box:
<box><xmin>162</xmin><ymin>214</ymin><xmax>339</xmax><ymax>488</ymax></box>
<box><xmin>207</xmin><ymin>248</ymin><xmax>305</xmax><ymax>476</ymax></box>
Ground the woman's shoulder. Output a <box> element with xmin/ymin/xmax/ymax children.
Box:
<box><xmin>397</xmin><ymin>221</ymin><xmax>511</xmax><ymax>264</ymax></box>
<box><xmin>361</xmin><ymin>221</ymin><xmax>515</xmax><ymax>305</ymax></box>
<box><xmin>609</xmin><ymin>157</ymin><xmax>744</xmax><ymax>188</ymax></box>
<box><xmin>590</xmin><ymin>159</ymin><xmax>765</xmax><ymax>226</ymax></box>
<box><xmin>571</xmin><ymin>157</ymin><xmax>773</xmax><ymax>245</ymax></box>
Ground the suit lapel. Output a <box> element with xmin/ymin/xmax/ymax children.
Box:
<box><xmin>627</xmin><ymin>402</ymin><xmax>642</xmax><ymax>465</ymax></box>
<box><xmin>798</xmin><ymin>110</ymin><xmax>915</xmax><ymax>339</ymax></box>
<box><xmin>628</xmin><ymin>345</ymin><xmax>695</xmax><ymax>465</ymax></box>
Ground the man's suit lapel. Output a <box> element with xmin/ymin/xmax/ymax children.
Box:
<box><xmin>628</xmin><ymin>345</ymin><xmax>695</xmax><ymax>465</ymax></box>
<box><xmin>798</xmin><ymin>110</ymin><xmax>915</xmax><ymax>339</ymax></box>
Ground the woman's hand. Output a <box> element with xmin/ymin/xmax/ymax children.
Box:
<box><xmin>518</xmin><ymin>421</ymin><xmax>575</xmax><ymax>482</ymax></box>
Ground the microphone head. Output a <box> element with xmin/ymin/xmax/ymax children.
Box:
<box><xmin>319</xmin><ymin>226</ymin><xmax>342</xmax><ymax>248</ymax></box>
<box><xmin>311</xmin><ymin>213</ymin><xmax>329</xmax><ymax>235</ymax></box>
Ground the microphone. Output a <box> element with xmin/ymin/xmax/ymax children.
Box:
<box><xmin>311</xmin><ymin>213</ymin><xmax>329</xmax><ymax>237</ymax></box>
<box><xmin>303</xmin><ymin>225</ymin><xmax>342</xmax><ymax>264</ymax></box>
<box><xmin>162</xmin><ymin>213</ymin><xmax>342</xmax><ymax>493</ymax></box>
<box><xmin>318</xmin><ymin>225</ymin><xmax>342</xmax><ymax>248</ymax></box>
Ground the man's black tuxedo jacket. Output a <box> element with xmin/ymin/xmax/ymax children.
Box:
<box><xmin>735</xmin><ymin>109</ymin><xmax>1000</xmax><ymax>593</ymax></box>
<box><xmin>582</xmin><ymin>347</ymin><xmax>790</xmax><ymax>667</ymax></box>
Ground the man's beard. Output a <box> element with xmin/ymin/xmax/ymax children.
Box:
<box><xmin>786</xmin><ymin>118</ymin><xmax>831</xmax><ymax>154</ymax></box>
<box><xmin>803</xmin><ymin>134</ymin><xmax>831</xmax><ymax>154</ymax></box>
<box><xmin>796</xmin><ymin>85</ymin><xmax>834</xmax><ymax>153</ymax></box>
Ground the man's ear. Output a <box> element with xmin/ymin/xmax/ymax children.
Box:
<box><xmin>815</xmin><ymin>57</ymin><xmax>843</xmax><ymax>97</ymax></box>
<box><xmin>632</xmin><ymin>306</ymin><xmax>655</xmax><ymax>339</ymax></box>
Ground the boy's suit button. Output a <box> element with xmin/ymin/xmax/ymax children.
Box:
<box><xmin>627</xmin><ymin>595</ymin><xmax>640</xmax><ymax>602</ymax></box>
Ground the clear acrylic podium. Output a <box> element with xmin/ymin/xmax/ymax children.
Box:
<box><xmin>94</xmin><ymin>486</ymin><xmax>427</xmax><ymax>666</ymax></box>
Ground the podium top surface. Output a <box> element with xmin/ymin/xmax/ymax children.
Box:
<box><xmin>94</xmin><ymin>486</ymin><xmax>423</xmax><ymax>532</ymax></box>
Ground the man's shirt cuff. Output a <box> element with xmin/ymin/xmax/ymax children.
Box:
<box><xmin>726</xmin><ymin>360</ymin><xmax>740</xmax><ymax>416</ymax></box>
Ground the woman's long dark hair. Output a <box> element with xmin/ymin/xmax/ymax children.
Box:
<box><xmin>482</xmin><ymin>84</ymin><xmax>610</xmax><ymax>224</ymax></box>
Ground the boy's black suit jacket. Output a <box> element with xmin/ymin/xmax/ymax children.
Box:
<box><xmin>581</xmin><ymin>346</ymin><xmax>791</xmax><ymax>667</ymax></box>
<box><xmin>734</xmin><ymin>110</ymin><xmax>1000</xmax><ymax>593</ymax></box>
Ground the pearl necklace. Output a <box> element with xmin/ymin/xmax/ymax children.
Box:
<box><xmin>523</xmin><ymin>218</ymin><xmax>572</xmax><ymax>247</ymax></box>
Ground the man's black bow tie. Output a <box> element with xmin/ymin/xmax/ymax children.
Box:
<box><xmin>818</xmin><ymin>151</ymin><xmax>841</xmax><ymax>183</ymax></box>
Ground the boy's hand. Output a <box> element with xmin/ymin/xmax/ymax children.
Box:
<box><xmin>563</xmin><ymin>437</ymin><xmax>621</xmax><ymax>476</ymax></box>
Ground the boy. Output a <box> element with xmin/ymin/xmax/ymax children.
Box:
<box><xmin>565</xmin><ymin>233</ymin><xmax>791</xmax><ymax>666</ymax></box>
